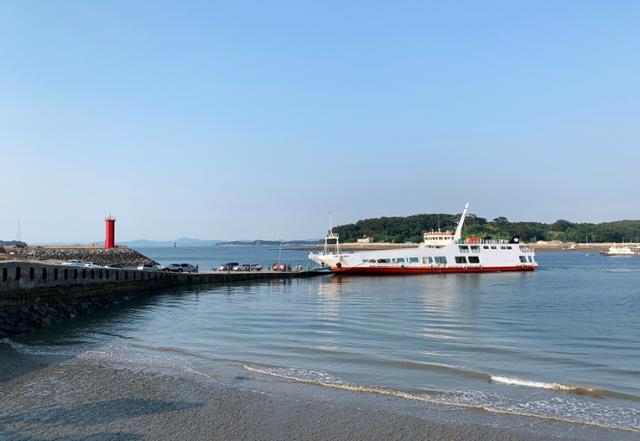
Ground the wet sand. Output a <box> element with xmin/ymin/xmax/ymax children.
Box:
<box><xmin>1</xmin><ymin>342</ymin><xmax>630</xmax><ymax>441</ymax></box>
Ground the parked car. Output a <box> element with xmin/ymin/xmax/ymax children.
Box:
<box><xmin>105</xmin><ymin>263</ymin><xmax>123</xmax><ymax>269</ymax></box>
<box><xmin>137</xmin><ymin>263</ymin><xmax>159</xmax><ymax>271</ymax></box>
<box><xmin>161</xmin><ymin>263</ymin><xmax>181</xmax><ymax>272</ymax></box>
<box><xmin>62</xmin><ymin>259</ymin><xmax>85</xmax><ymax>267</ymax></box>
<box><xmin>236</xmin><ymin>264</ymin><xmax>263</xmax><ymax>271</ymax></box>
<box><xmin>179</xmin><ymin>263</ymin><xmax>197</xmax><ymax>273</ymax></box>
<box><xmin>162</xmin><ymin>263</ymin><xmax>197</xmax><ymax>273</ymax></box>
<box><xmin>216</xmin><ymin>262</ymin><xmax>239</xmax><ymax>271</ymax></box>
<box><xmin>83</xmin><ymin>262</ymin><xmax>102</xmax><ymax>268</ymax></box>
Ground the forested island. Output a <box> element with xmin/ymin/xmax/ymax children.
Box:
<box><xmin>334</xmin><ymin>213</ymin><xmax>640</xmax><ymax>244</ymax></box>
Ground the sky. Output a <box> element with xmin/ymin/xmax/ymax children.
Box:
<box><xmin>1</xmin><ymin>1</ymin><xmax>639</xmax><ymax>243</ymax></box>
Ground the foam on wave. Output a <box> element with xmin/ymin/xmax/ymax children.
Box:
<box><xmin>244</xmin><ymin>364</ymin><xmax>640</xmax><ymax>432</ymax></box>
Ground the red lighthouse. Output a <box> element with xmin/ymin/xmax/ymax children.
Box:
<box><xmin>105</xmin><ymin>216</ymin><xmax>116</xmax><ymax>249</ymax></box>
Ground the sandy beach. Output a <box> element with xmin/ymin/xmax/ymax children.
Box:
<box><xmin>1</xmin><ymin>341</ymin><xmax>632</xmax><ymax>441</ymax></box>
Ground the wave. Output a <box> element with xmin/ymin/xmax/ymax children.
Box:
<box><xmin>2</xmin><ymin>339</ymin><xmax>85</xmax><ymax>357</ymax></box>
<box><xmin>244</xmin><ymin>364</ymin><xmax>640</xmax><ymax>433</ymax></box>
<box><xmin>299</xmin><ymin>354</ymin><xmax>491</xmax><ymax>380</ymax></box>
<box><xmin>490</xmin><ymin>376</ymin><xmax>640</xmax><ymax>400</ymax></box>
<box><xmin>491</xmin><ymin>376</ymin><xmax>599</xmax><ymax>394</ymax></box>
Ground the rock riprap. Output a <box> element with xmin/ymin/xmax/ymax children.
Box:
<box><xmin>3</xmin><ymin>247</ymin><xmax>157</xmax><ymax>267</ymax></box>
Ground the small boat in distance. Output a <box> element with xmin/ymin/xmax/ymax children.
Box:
<box><xmin>600</xmin><ymin>245</ymin><xmax>640</xmax><ymax>256</ymax></box>
<box><xmin>309</xmin><ymin>203</ymin><xmax>537</xmax><ymax>274</ymax></box>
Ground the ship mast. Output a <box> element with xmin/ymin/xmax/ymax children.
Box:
<box><xmin>323</xmin><ymin>230</ymin><xmax>341</xmax><ymax>255</ymax></box>
<box><xmin>323</xmin><ymin>212</ymin><xmax>341</xmax><ymax>255</ymax></box>
<box><xmin>453</xmin><ymin>202</ymin><xmax>469</xmax><ymax>243</ymax></box>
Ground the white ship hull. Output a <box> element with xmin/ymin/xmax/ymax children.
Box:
<box><xmin>309</xmin><ymin>242</ymin><xmax>536</xmax><ymax>274</ymax></box>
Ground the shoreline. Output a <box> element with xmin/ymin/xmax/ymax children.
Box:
<box><xmin>0</xmin><ymin>342</ymin><xmax>632</xmax><ymax>441</ymax></box>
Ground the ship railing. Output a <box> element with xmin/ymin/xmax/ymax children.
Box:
<box><xmin>455</xmin><ymin>239</ymin><xmax>511</xmax><ymax>245</ymax></box>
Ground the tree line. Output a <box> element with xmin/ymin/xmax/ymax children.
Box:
<box><xmin>334</xmin><ymin>213</ymin><xmax>640</xmax><ymax>244</ymax></box>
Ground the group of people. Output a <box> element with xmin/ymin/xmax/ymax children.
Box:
<box><xmin>271</xmin><ymin>263</ymin><xmax>304</xmax><ymax>272</ymax></box>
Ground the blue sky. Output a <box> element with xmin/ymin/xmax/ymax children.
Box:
<box><xmin>1</xmin><ymin>1</ymin><xmax>639</xmax><ymax>242</ymax></box>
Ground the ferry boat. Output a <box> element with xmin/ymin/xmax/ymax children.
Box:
<box><xmin>600</xmin><ymin>245</ymin><xmax>640</xmax><ymax>256</ymax></box>
<box><xmin>309</xmin><ymin>203</ymin><xmax>537</xmax><ymax>274</ymax></box>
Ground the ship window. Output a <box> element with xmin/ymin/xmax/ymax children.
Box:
<box><xmin>455</xmin><ymin>256</ymin><xmax>467</xmax><ymax>264</ymax></box>
<box><xmin>491</xmin><ymin>246</ymin><xmax>497</xmax><ymax>249</ymax></box>
<box><xmin>459</xmin><ymin>245</ymin><xmax>469</xmax><ymax>252</ymax></box>
<box><xmin>507</xmin><ymin>246</ymin><xmax>512</xmax><ymax>249</ymax></box>
<box><xmin>409</xmin><ymin>257</ymin><xmax>419</xmax><ymax>263</ymax></box>
<box><xmin>519</xmin><ymin>256</ymin><xmax>527</xmax><ymax>263</ymax></box>
<box><xmin>483</xmin><ymin>246</ymin><xmax>489</xmax><ymax>249</ymax></box>
<box><xmin>468</xmin><ymin>256</ymin><xmax>480</xmax><ymax>264</ymax></box>
<box><xmin>393</xmin><ymin>258</ymin><xmax>406</xmax><ymax>263</ymax></box>
<box><xmin>434</xmin><ymin>256</ymin><xmax>447</xmax><ymax>264</ymax></box>
<box><xmin>377</xmin><ymin>259</ymin><xmax>389</xmax><ymax>263</ymax></box>
<box><xmin>470</xmin><ymin>246</ymin><xmax>480</xmax><ymax>252</ymax></box>
<box><xmin>527</xmin><ymin>256</ymin><xmax>533</xmax><ymax>263</ymax></box>
<box><xmin>368</xmin><ymin>259</ymin><xmax>376</xmax><ymax>263</ymax></box>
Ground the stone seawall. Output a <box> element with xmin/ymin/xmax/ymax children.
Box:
<box><xmin>0</xmin><ymin>260</ymin><xmax>320</xmax><ymax>339</ymax></box>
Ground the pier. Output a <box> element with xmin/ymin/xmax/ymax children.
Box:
<box><xmin>0</xmin><ymin>260</ymin><xmax>323</xmax><ymax>339</ymax></box>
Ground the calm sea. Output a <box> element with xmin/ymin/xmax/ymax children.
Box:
<box><xmin>8</xmin><ymin>247</ymin><xmax>640</xmax><ymax>436</ymax></box>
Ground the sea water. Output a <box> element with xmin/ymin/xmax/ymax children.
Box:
<box><xmin>7</xmin><ymin>247</ymin><xmax>640</xmax><ymax>436</ymax></box>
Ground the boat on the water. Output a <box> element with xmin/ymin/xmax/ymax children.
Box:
<box><xmin>600</xmin><ymin>245</ymin><xmax>640</xmax><ymax>256</ymax></box>
<box><xmin>309</xmin><ymin>203</ymin><xmax>537</xmax><ymax>274</ymax></box>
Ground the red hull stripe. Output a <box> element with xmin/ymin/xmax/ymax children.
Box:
<box><xmin>330</xmin><ymin>265</ymin><xmax>536</xmax><ymax>274</ymax></box>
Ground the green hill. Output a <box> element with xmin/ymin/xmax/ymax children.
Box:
<box><xmin>334</xmin><ymin>213</ymin><xmax>640</xmax><ymax>244</ymax></box>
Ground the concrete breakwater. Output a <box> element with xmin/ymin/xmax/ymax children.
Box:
<box><xmin>0</xmin><ymin>260</ymin><xmax>321</xmax><ymax>339</ymax></box>
<box><xmin>0</xmin><ymin>246</ymin><xmax>157</xmax><ymax>266</ymax></box>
